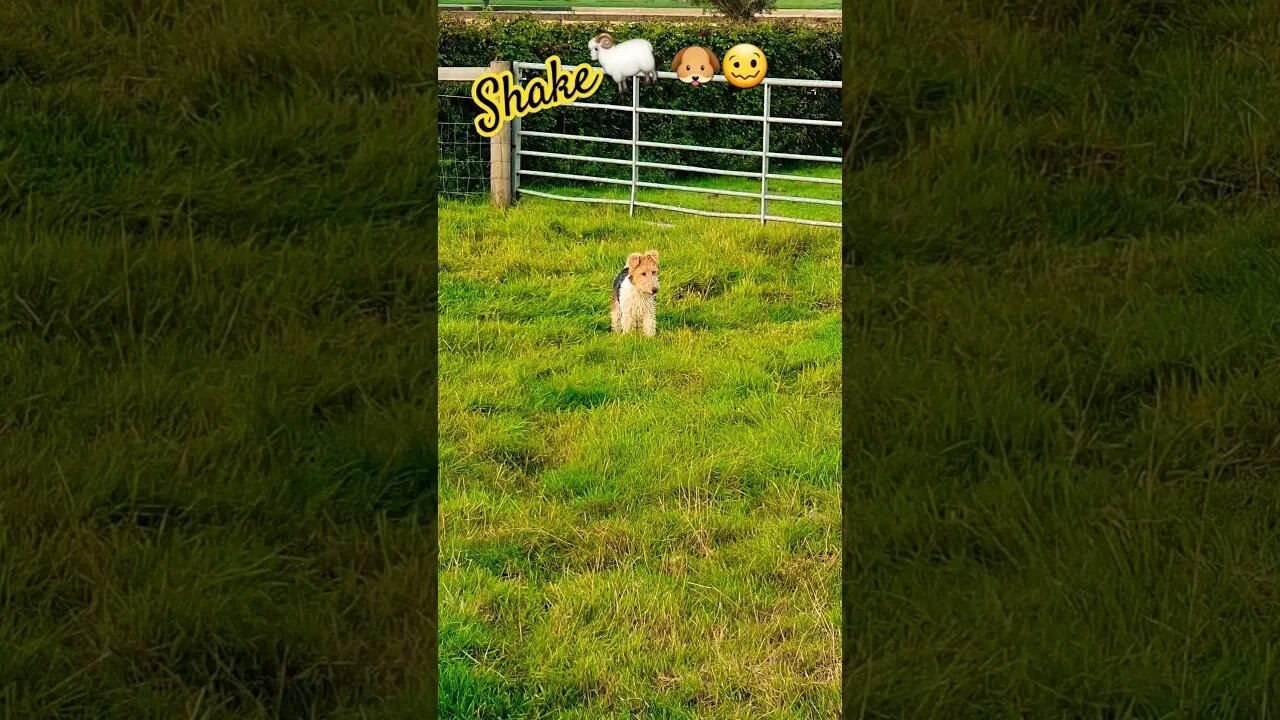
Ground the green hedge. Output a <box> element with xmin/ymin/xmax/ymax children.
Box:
<box><xmin>439</xmin><ymin>17</ymin><xmax>840</xmax><ymax>190</ymax></box>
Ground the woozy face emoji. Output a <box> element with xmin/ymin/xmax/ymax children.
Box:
<box><xmin>722</xmin><ymin>44</ymin><xmax>767</xmax><ymax>89</ymax></box>
<box><xmin>672</xmin><ymin>46</ymin><xmax>719</xmax><ymax>87</ymax></box>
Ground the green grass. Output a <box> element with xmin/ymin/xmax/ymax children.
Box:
<box><xmin>2</xmin><ymin>1</ymin><xmax>438</xmax><ymax>717</ymax></box>
<box><xmin>439</xmin><ymin>195</ymin><xmax>841</xmax><ymax>717</ymax></box>
<box><xmin>846</xmin><ymin>0</ymin><xmax>1280</xmax><ymax>715</ymax></box>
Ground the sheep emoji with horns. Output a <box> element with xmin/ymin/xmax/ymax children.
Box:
<box><xmin>588</xmin><ymin>33</ymin><xmax>657</xmax><ymax>93</ymax></box>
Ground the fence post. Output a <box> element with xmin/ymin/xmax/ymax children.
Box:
<box><xmin>760</xmin><ymin>83</ymin><xmax>771</xmax><ymax>224</ymax></box>
<box><xmin>629</xmin><ymin>78</ymin><xmax>639</xmax><ymax>217</ymax></box>
<box><xmin>489</xmin><ymin>60</ymin><xmax>512</xmax><ymax>209</ymax></box>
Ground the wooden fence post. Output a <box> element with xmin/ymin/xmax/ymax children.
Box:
<box><xmin>489</xmin><ymin>60</ymin><xmax>512</xmax><ymax>209</ymax></box>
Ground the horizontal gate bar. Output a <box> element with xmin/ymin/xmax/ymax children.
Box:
<box><xmin>516</xmin><ymin>193</ymin><xmax>840</xmax><ymax>227</ymax></box>
<box><xmin>565</xmin><ymin>100</ymin><xmax>632</xmax><ymax>112</ymax></box>
<box><xmin>765</xmin><ymin>215</ymin><xmax>841</xmax><ymax>228</ymax></box>
<box><xmin>637</xmin><ymin>160</ymin><xmax>761</xmax><ymax>178</ymax></box>
<box><xmin>439</xmin><ymin>66</ymin><xmax>488</xmax><ymax>82</ymax></box>
<box><xmin>768</xmin><ymin>172</ymin><xmax>841</xmax><ymax>185</ymax></box>
<box><xmin>637</xmin><ymin>107</ymin><xmax>836</xmax><ymax>128</ymax></box>
<box><xmin>518</xmin><ymin>188</ymin><xmax>632</xmax><ymax>205</ymax></box>
<box><xmin>516</xmin><ymin>190</ymin><xmax>840</xmax><ymax>228</ymax></box>
<box><xmin>520</xmin><ymin>130</ymin><xmax>631</xmax><ymax>145</ymax></box>
<box><xmin>639</xmin><ymin>140</ymin><xmax>763</xmax><ymax>158</ymax></box>
<box><xmin>637</xmin><ymin>107</ymin><xmax>763</xmax><ymax>122</ymax></box>
<box><xmin>518</xmin><ymin>139</ymin><xmax>841</xmax><ymax>174</ymax></box>
<box><xmin>520</xmin><ymin>169</ymin><xmax>632</xmax><ymax>185</ymax></box>
<box><xmin>523</xmin><ymin>133</ymin><xmax>768</xmax><ymax>159</ymax></box>
<box><xmin>650</xmin><ymin>69</ymin><xmax>840</xmax><ymax>88</ymax></box>
<box><xmin>766</xmin><ymin>193</ymin><xmax>841</xmax><ymax>206</ymax></box>
<box><xmin>520</xmin><ymin>149</ymin><xmax>633</xmax><ymax>166</ymax></box>
<box><xmin>756</xmin><ymin>77</ymin><xmax>842</xmax><ymax>88</ymax></box>
<box><xmin>634</xmin><ymin>201</ymin><xmax>761</xmax><ymax>221</ymax></box>
<box><xmin>511</xmin><ymin>62</ymin><xmax>842</xmax><ymax>89</ymax></box>
<box><xmin>769</xmin><ymin>117</ymin><xmax>841</xmax><ymax>127</ymax></box>
<box><xmin>520</xmin><ymin>170</ymin><xmax>840</xmax><ymax>190</ymax></box>
<box><xmin>768</xmin><ymin>151</ymin><xmax>841</xmax><ymax>163</ymax></box>
<box><xmin>636</xmin><ymin>180</ymin><xmax>760</xmax><ymax>199</ymax></box>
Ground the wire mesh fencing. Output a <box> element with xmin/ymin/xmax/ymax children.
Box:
<box><xmin>439</xmin><ymin>88</ymin><xmax>490</xmax><ymax>197</ymax></box>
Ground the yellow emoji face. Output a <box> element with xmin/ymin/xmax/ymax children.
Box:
<box><xmin>722</xmin><ymin>44</ymin><xmax>767</xmax><ymax>88</ymax></box>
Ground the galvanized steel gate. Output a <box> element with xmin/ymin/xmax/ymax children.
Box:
<box><xmin>510</xmin><ymin>61</ymin><xmax>841</xmax><ymax>229</ymax></box>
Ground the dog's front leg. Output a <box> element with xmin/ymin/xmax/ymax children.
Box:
<box><xmin>618</xmin><ymin>306</ymin><xmax>635</xmax><ymax>334</ymax></box>
<box><xmin>642</xmin><ymin>307</ymin><xmax>656</xmax><ymax>337</ymax></box>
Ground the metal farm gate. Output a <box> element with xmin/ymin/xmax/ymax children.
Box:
<box><xmin>508</xmin><ymin>61</ymin><xmax>841</xmax><ymax>229</ymax></box>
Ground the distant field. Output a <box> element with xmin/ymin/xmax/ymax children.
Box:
<box><xmin>440</xmin><ymin>1</ymin><xmax>841</xmax><ymax>10</ymax></box>
<box><xmin>438</xmin><ymin>194</ymin><xmax>840</xmax><ymax>718</ymax></box>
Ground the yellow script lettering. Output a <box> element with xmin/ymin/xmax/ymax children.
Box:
<box><xmin>471</xmin><ymin>56</ymin><xmax>603</xmax><ymax>138</ymax></box>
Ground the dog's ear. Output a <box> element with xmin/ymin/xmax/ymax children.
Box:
<box><xmin>707</xmin><ymin>49</ymin><xmax>720</xmax><ymax>74</ymax></box>
<box><xmin>671</xmin><ymin>47</ymin><xmax>685</xmax><ymax>72</ymax></box>
<box><xmin>627</xmin><ymin>253</ymin><xmax>643</xmax><ymax>269</ymax></box>
<box><xmin>643</xmin><ymin>249</ymin><xmax>659</xmax><ymax>264</ymax></box>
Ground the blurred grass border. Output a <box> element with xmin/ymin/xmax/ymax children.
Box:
<box><xmin>844</xmin><ymin>0</ymin><xmax>1280</xmax><ymax>715</ymax></box>
<box><xmin>427</xmin><ymin>3</ymin><xmax>442</xmax><ymax>713</ymax></box>
<box><xmin>1</xmin><ymin>0</ymin><xmax>441</xmax><ymax>717</ymax></box>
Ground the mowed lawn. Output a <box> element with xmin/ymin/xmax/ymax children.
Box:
<box><xmin>438</xmin><ymin>196</ymin><xmax>841</xmax><ymax>718</ymax></box>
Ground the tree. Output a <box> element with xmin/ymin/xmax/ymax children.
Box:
<box><xmin>691</xmin><ymin>0</ymin><xmax>778</xmax><ymax>22</ymax></box>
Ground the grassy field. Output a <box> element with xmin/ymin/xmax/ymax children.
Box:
<box><xmin>438</xmin><ymin>195</ymin><xmax>840</xmax><ymax>717</ymax></box>
<box><xmin>2</xmin><ymin>1</ymin><xmax>438</xmax><ymax>717</ymax></box>
<box><xmin>846</xmin><ymin>0</ymin><xmax>1280</xmax><ymax>716</ymax></box>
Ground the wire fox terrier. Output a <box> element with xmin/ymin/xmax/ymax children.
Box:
<box><xmin>611</xmin><ymin>250</ymin><xmax>659</xmax><ymax>336</ymax></box>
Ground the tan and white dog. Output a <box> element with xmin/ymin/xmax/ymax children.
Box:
<box><xmin>611</xmin><ymin>250</ymin><xmax>659</xmax><ymax>336</ymax></box>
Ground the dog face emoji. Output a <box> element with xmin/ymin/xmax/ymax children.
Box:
<box><xmin>672</xmin><ymin>46</ymin><xmax>719</xmax><ymax>87</ymax></box>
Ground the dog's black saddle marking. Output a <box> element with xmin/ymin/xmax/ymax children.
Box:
<box><xmin>612</xmin><ymin>268</ymin><xmax>628</xmax><ymax>299</ymax></box>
